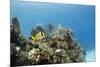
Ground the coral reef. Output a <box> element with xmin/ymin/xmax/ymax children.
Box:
<box><xmin>10</xmin><ymin>17</ymin><xmax>85</xmax><ymax>66</ymax></box>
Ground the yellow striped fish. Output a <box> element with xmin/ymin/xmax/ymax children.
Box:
<box><xmin>31</xmin><ymin>32</ymin><xmax>46</xmax><ymax>42</ymax></box>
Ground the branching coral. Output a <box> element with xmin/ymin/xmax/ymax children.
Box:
<box><xmin>10</xmin><ymin>17</ymin><xmax>85</xmax><ymax>66</ymax></box>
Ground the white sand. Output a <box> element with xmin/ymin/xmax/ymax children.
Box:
<box><xmin>85</xmin><ymin>50</ymin><xmax>95</xmax><ymax>62</ymax></box>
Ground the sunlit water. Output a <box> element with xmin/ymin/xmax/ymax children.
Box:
<box><xmin>11</xmin><ymin>0</ymin><xmax>95</xmax><ymax>62</ymax></box>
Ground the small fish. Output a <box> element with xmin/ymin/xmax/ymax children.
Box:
<box><xmin>31</xmin><ymin>32</ymin><xmax>47</xmax><ymax>43</ymax></box>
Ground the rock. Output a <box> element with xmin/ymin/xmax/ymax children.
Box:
<box><xmin>10</xmin><ymin>20</ymin><xmax>85</xmax><ymax>66</ymax></box>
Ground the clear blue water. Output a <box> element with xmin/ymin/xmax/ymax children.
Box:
<box><xmin>11</xmin><ymin>0</ymin><xmax>95</xmax><ymax>62</ymax></box>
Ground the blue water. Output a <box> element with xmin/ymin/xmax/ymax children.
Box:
<box><xmin>11</xmin><ymin>0</ymin><xmax>95</xmax><ymax>62</ymax></box>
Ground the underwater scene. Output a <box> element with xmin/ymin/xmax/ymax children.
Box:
<box><xmin>10</xmin><ymin>0</ymin><xmax>95</xmax><ymax>66</ymax></box>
